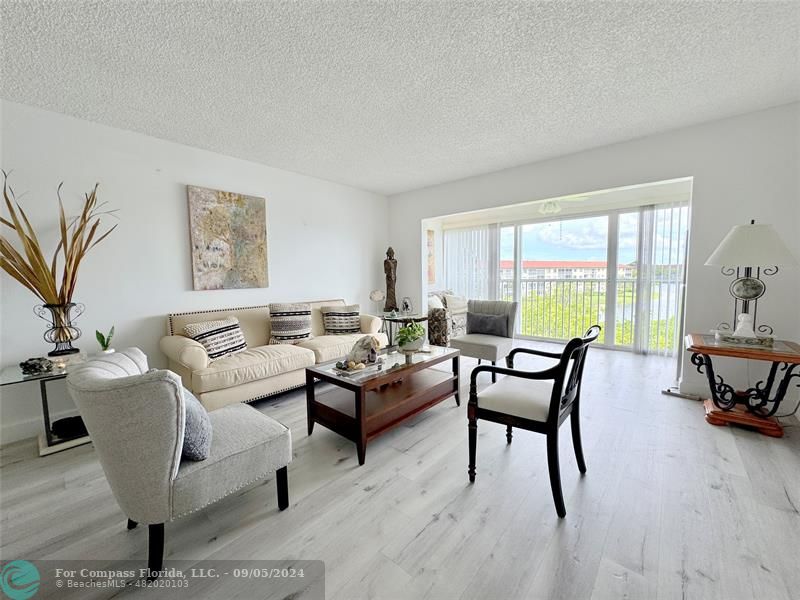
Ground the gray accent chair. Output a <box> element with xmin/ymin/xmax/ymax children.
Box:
<box><xmin>449</xmin><ymin>300</ymin><xmax>519</xmax><ymax>383</ymax></box>
<box><xmin>67</xmin><ymin>348</ymin><xmax>292</xmax><ymax>577</ymax></box>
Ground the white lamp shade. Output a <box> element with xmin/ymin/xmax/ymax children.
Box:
<box><xmin>705</xmin><ymin>223</ymin><xmax>799</xmax><ymax>267</ymax></box>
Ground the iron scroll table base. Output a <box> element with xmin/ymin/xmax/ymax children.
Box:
<box><xmin>685</xmin><ymin>334</ymin><xmax>800</xmax><ymax>438</ymax></box>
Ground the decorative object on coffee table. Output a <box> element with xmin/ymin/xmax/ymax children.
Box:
<box><xmin>705</xmin><ymin>220</ymin><xmax>798</xmax><ymax>341</ymax></box>
<box><xmin>685</xmin><ymin>333</ymin><xmax>800</xmax><ymax>437</ymax></box>
<box><xmin>401</xmin><ymin>296</ymin><xmax>413</xmax><ymax>314</ymax></box>
<box><xmin>96</xmin><ymin>325</ymin><xmax>115</xmax><ymax>353</ymax></box>
<box><xmin>187</xmin><ymin>185</ymin><xmax>268</xmax><ymax>290</ymax></box>
<box><xmin>383</xmin><ymin>247</ymin><xmax>398</xmax><ymax>312</ymax></box>
<box><xmin>345</xmin><ymin>335</ymin><xmax>381</xmax><ymax>365</ymax></box>
<box><xmin>0</xmin><ymin>173</ymin><xmax>117</xmax><ymax>356</ymax></box>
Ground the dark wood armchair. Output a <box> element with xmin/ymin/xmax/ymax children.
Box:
<box><xmin>467</xmin><ymin>326</ymin><xmax>601</xmax><ymax>518</ymax></box>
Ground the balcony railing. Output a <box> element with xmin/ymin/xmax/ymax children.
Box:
<box><xmin>499</xmin><ymin>277</ymin><xmax>680</xmax><ymax>353</ymax></box>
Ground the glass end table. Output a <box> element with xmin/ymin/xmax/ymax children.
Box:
<box><xmin>1</xmin><ymin>355</ymin><xmax>90</xmax><ymax>456</ymax></box>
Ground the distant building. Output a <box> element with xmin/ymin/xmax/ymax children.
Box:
<box><xmin>499</xmin><ymin>260</ymin><xmax>637</xmax><ymax>280</ymax></box>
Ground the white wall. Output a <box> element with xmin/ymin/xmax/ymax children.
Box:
<box><xmin>389</xmin><ymin>102</ymin><xmax>800</xmax><ymax>397</ymax></box>
<box><xmin>0</xmin><ymin>101</ymin><xmax>388</xmax><ymax>443</ymax></box>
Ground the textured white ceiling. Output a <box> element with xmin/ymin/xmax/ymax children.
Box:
<box><xmin>2</xmin><ymin>1</ymin><xmax>799</xmax><ymax>195</ymax></box>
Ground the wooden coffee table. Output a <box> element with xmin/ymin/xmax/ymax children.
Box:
<box><xmin>305</xmin><ymin>346</ymin><xmax>460</xmax><ymax>465</ymax></box>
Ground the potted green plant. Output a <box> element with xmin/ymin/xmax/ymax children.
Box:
<box><xmin>96</xmin><ymin>326</ymin><xmax>115</xmax><ymax>354</ymax></box>
<box><xmin>396</xmin><ymin>321</ymin><xmax>425</xmax><ymax>352</ymax></box>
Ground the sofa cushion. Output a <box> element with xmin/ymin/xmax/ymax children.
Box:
<box><xmin>184</xmin><ymin>317</ymin><xmax>247</xmax><ymax>361</ymax></box>
<box><xmin>299</xmin><ymin>334</ymin><xmax>369</xmax><ymax>364</ymax></box>
<box><xmin>444</xmin><ymin>294</ymin><xmax>468</xmax><ymax>315</ymax></box>
<box><xmin>172</xmin><ymin>403</ymin><xmax>291</xmax><ymax>518</ymax></box>
<box><xmin>268</xmin><ymin>303</ymin><xmax>313</xmax><ymax>345</ymax></box>
<box><xmin>299</xmin><ymin>333</ymin><xmax>388</xmax><ymax>363</ymax></box>
<box><xmin>428</xmin><ymin>295</ymin><xmax>444</xmax><ymax>309</ymax></box>
<box><xmin>192</xmin><ymin>344</ymin><xmax>314</xmax><ymax>394</ymax></box>
<box><xmin>321</xmin><ymin>304</ymin><xmax>361</xmax><ymax>335</ymax></box>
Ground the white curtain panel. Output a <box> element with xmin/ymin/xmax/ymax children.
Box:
<box><xmin>444</xmin><ymin>224</ymin><xmax>499</xmax><ymax>301</ymax></box>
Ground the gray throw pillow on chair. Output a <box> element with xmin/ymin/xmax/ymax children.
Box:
<box><xmin>182</xmin><ymin>388</ymin><xmax>212</xmax><ymax>461</ymax></box>
<box><xmin>467</xmin><ymin>312</ymin><xmax>509</xmax><ymax>337</ymax></box>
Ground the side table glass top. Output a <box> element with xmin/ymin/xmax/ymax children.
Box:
<box><xmin>1</xmin><ymin>354</ymin><xmax>87</xmax><ymax>386</ymax></box>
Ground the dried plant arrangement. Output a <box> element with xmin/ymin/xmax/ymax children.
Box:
<box><xmin>0</xmin><ymin>171</ymin><xmax>117</xmax><ymax>304</ymax></box>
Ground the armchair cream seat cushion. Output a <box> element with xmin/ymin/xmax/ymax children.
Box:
<box><xmin>172</xmin><ymin>403</ymin><xmax>291</xmax><ymax>517</ymax></box>
<box><xmin>449</xmin><ymin>333</ymin><xmax>513</xmax><ymax>362</ymax></box>
<box><xmin>192</xmin><ymin>345</ymin><xmax>315</xmax><ymax>394</ymax></box>
<box><xmin>476</xmin><ymin>376</ymin><xmax>555</xmax><ymax>422</ymax></box>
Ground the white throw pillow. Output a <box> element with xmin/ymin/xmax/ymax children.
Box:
<box><xmin>184</xmin><ymin>317</ymin><xmax>247</xmax><ymax>361</ymax></box>
<box><xmin>444</xmin><ymin>294</ymin><xmax>468</xmax><ymax>315</ymax></box>
<box><xmin>321</xmin><ymin>304</ymin><xmax>361</xmax><ymax>335</ymax></box>
<box><xmin>428</xmin><ymin>295</ymin><xmax>444</xmax><ymax>310</ymax></box>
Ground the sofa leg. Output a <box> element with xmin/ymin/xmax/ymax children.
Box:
<box><xmin>127</xmin><ymin>518</ymin><xmax>138</xmax><ymax>530</ymax></box>
<box><xmin>148</xmin><ymin>523</ymin><xmax>164</xmax><ymax>580</ymax></box>
<box><xmin>276</xmin><ymin>466</ymin><xmax>289</xmax><ymax>510</ymax></box>
<box><xmin>491</xmin><ymin>361</ymin><xmax>496</xmax><ymax>383</ymax></box>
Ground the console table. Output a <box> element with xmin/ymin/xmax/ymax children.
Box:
<box><xmin>685</xmin><ymin>333</ymin><xmax>800</xmax><ymax>437</ymax></box>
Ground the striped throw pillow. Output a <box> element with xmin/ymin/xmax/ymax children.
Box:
<box><xmin>321</xmin><ymin>304</ymin><xmax>361</xmax><ymax>335</ymax></box>
<box><xmin>184</xmin><ymin>317</ymin><xmax>247</xmax><ymax>361</ymax></box>
<box><xmin>269</xmin><ymin>303</ymin><xmax>313</xmax><ymax>345</ymax></box>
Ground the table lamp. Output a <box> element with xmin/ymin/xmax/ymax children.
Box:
<box><xmin>705</xmin><ymin>220</ymin><xmax>798</xmax><ymax>339</ymax></box>
<box><xmin>369</xmin><ymin>289</ymin><xmax>386</xmax><ymax>315</ymax></box>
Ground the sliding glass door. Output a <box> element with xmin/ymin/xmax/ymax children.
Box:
<box><xmin>443</xmin><ymin>202</ymin><xmax>689</xmax><ymax>355</ymax></box>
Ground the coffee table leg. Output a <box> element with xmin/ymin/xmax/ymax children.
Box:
<box><xmin>452</xmin><ymin>356</ymin><xmax>460</xmax><ymax>406</ymax></box>
<box><xmin>356</xmin><ymin>388</ymin><xmax>367</xmax><ymax>465</ymax></box>
<box><xmin>306</xmin><ymin>370</ymin><xmax>315</xmax><ymax>436</ymax></box>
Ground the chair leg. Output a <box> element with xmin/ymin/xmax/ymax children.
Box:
<box><xmin>491</xmin><ymin>361</ymin><xmax>497</xmax><ymax>383</ymax></box>
<box><xmin>147</xmin><ymin>523</ymin><xmax>164</xmax><ymax>579</ymax></box>
<box><xmin>468</xmin><ymin>417</ymin><xmax>477</xmax><ymax>482</ymax></box>
<box><xmin>506</xmin><ymin>425</ymin><xmax>512</xmax><ymax>444</ymax></box>
<box><xmin>546</xmin><ymin>433</ymin><xmax>566</xmax><ymax>518</ymax></box>
<box><xmin>276</xmin><ymin>466</ymin><xmax>289</xmax><ymax>510</ymax></box>
<box><xmin>571</xmin><ymin>408</ymin><xmax>587</xmax><ymax>474</ymax></box>
<box><xmin>127</xmin><ymin>518</ymin><xmax>138</xmax><ymax>530</ymax></box>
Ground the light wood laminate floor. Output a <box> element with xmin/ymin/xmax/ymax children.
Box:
<box><xmin>2</xmin><ymin>343</ymin><xmax>799</xmax><ymax>599</ymax></box>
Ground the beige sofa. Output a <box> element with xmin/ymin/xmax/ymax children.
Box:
<box><xmin>160</xmin><ymin>299</ymin><xmax>387</xmax><ymax>410</ymax></box>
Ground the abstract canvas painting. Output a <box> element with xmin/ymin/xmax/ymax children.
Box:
<box><xmin>427</xmin><ymin>229</ymin><xmax>436</xmax><ymax>284</ymax></box>
<box><xmin>187</xmin><ymin>185</ymin><xmax>268</xmax><ymax>290</ymax></box>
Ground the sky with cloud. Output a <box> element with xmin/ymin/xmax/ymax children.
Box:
<box><xmin>499</xmin><ymin>209</ymin><xmax>687</xmax><ymax>265</ymax></box>
<box><xmin>500</xmin><ymin>214</ymin><xmax>639</xmax><ymax>263</ymax></box>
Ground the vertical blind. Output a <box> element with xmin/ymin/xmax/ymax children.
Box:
<box><xmin>442</xmin><ymin>202</ymin><xmax>689</xmax><ymax>356</ymax></box>
<box><xmin>444</xmin><ymin>225</ymin><xmax>499</xmax><ymax>300</ymax></box>
<box><xmin>633</xmin><ymin>203</ymin><xmax>689</xmax><ymax>356</ymax></box>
